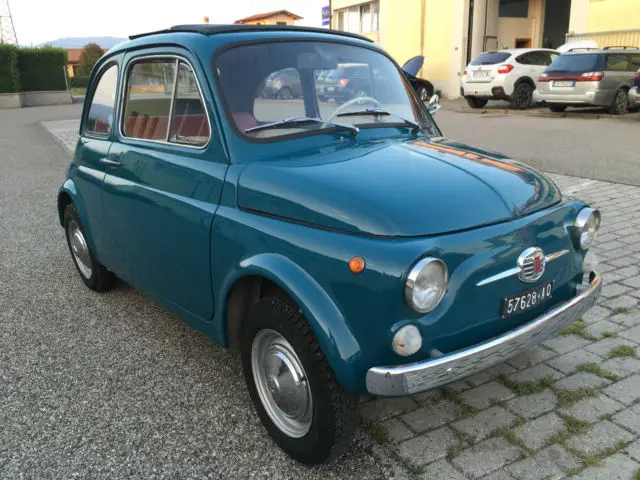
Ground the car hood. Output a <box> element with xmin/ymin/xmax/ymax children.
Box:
<box><xmin>237</xmin><ymin>138</ymin><xmax>561</xmax><ymax>237</ymax></box>
<box><xmin>402</xmin><ymin>56</ymin><xmax>424</xmax><ymax>77</ymax></box>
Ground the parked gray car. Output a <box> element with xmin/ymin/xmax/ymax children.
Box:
<box><xmin>536</xmin><ymin>47</ymin><xmax>640</xmax><ymax>114</ymax></box>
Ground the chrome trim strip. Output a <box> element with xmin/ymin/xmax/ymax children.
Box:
<box><xmin>476</xmin><ymin>249</ymin><xmax>569</xmax><ymax>287</ymax></box>
<box><xmin>366</xmin><ymin>271</ymin><xmax>601</xmax><ymax>396</ymax></box>
<box><xmin>117</xmin><ymin>53</ymin><xmax>212</xmax><ymax>151</ymax></box>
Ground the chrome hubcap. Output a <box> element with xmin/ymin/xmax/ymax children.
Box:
<box><xmin>68</xmin><ymin>220</ymin><xmax>92</xmax><ymax>278</ymax></box>
<box><xmin>251</xmin><ymin>329</ymin><xmax>312</xmax><ymax>438</ymax></box>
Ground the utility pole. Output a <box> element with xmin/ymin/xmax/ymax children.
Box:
<box><xmin>0</xmin><ymin>0</ymin><xmax>18</xmax><ymax>45</ymax></box>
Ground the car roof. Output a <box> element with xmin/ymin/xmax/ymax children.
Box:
<box><xmin>129</xmin><ymin>24</ymin><xmax>373</xmax><ymax>43</ymax></box>
<box><xmin>500</xmin><ymin>48</ymin><xmax>558</xmax><ymax>54</ymax></box>
<box><xmin>563</xmin><ymin>47</ymin><xmax>640</xmax><ymax>55</ymax></box>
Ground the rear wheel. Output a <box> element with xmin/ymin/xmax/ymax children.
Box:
<box><xmin>63</xmin><ymin>203</ymin><xmax>116</xmax><ymax>292</ymax></box>
<box><xmin>608</xmin><ymin>88</ymin><xmax>629</xmax><ymax>115</ymax></box>
<box><xmin>512</xmin><ymin>82</ymin><xmax>534</xmax><ymax>109</ymax></box>
<box><xmin>548</xmin><ymin>104</ymin><xmax>567</xmax><ymax>113</ymax></box>
<box><xmin>465</xmin><ymin>96</ymin><xmax>488</xmax><ymax>109</ymax></box>
<box><xmin>241</xmin><ymin>296</ymin><xmax>358</xmax><ymax>465</ymax></box>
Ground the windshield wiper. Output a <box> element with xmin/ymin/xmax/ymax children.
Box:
<box><xmin>245</xmin><ymin>116</ymin><xmax>359</xmax><ymax>136</ymax></box>
<box><xmin>335</xmin><ymin>108</ymin><xmax>422</xmax><ymax>133</ymax></box>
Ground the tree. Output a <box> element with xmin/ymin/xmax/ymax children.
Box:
<box><xmin>78</xmin><ymin>43</ymin><xmax>104</xmax><ymax>75</ymax></box>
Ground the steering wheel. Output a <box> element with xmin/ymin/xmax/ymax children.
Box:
<box><xmin>327</xmin><ymin>96</ymin><xmax>383</xmax><ymax>122</ymax></box>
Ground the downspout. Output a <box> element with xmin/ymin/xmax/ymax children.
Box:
<box><xmin>483</xmin><ymin>0</ymin><xmax>488</xmax><ymax>51</ymax></box>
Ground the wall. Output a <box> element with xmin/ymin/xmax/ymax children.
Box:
<box><xmin>497</xmin><ymin>0</ymin><xmax>544</xmax><ymax>48</ymax></box>
<box><xmin>568</xmin><ymin>0</ymin><xmax>590</xmax><ymax>33</ymax></box>
<box><xmin>588</xmin><ymin>0</ymin><xmax>640</xmax><ymax>32</ymax></box>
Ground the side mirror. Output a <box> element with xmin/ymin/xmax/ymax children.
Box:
<box><xmin>427</xmin><ymin>94</ymin><xmax>441</xmax><ymax>115</ymax></box>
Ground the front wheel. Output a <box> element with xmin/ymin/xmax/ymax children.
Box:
<box><xmin>241</xmin><ymin>296</ymin><xmax>358</xmax><ymax>464</ymax></box>
<box><xmin>465</xmin><ymin>96</ymin><xmax>488</xmax><ymax>109</ymax></box>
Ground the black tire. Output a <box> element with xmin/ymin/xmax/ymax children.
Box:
<box><xmin>465</xmin><ymin>96</ymin><xmax>488</xmax><ymax>109</ymax></box>
<box><xmin>548</xmin><ymin>104</ymin><xmax>567</xmax><ymax>113</ymax></box>
<box><xmin>63</xmin><ymin>203</ymin><xmax>116</xmax><ymax>292</ymax></box>
<box><xmin>241</xmin><ymin>296</ymin><xmax>358</xmax><ymax>465</ymax></box>
<box><xmin>608</xmin><ymin>88</ymin><xmax>629</xmax><ymax>115</ymax></box>
<box><xmin>512</xmin><ymin>82</ymin><xmax>534</xmax><ymax>109</ymax></box>
<box><xmin>278</xmin><ymin>87</ymin><xmax>292</xmax><ymax>100</ymax></box>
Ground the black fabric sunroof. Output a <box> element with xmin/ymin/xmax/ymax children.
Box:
<box><xmin>129</xmin><ymin>24</ymin><xmax>373</xmax><ymax>43</ymax></box>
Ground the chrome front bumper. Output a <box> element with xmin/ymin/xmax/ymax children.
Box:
<box><xmin>366</xmin><ymin>272</ymin><xmax>602</xmax><ymax>396</ymax></box>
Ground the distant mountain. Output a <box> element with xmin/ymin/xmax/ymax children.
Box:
<box><xmin>44</xmin><ymin>36</ymin><xmax>127</xmax><ymax>49</ymax></box>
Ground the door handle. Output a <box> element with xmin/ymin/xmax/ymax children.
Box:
<box><xmin>100</xmin><ymin>157</ymin><xmax>121</xmax><ymax>167</ymax></box>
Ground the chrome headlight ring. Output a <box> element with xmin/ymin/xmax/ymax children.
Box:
<box><xmin>405</xmin><ymin>257</ymin><xmax>448</xmax><ymax>313</ymax></box>
<box><xmin>574</xmin><ymin>208</ymin><xmax>601</xmax><ymax>249</ymax></box>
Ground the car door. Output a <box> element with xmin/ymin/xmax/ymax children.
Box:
<box><xmin>73</xmin><ymin>58</ymin><xmax>122</xmax><ymax>259</ymax></box>
<box><xmin>101</xmin><ymin>48</ymin><xmax>228</xmax><ymax>321</ymax></box>
<box><xmin>604</xmin><ymin>53</ymin><xmax>631</xmax><ymax>94</ymax></box>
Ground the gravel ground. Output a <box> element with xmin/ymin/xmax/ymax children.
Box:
<box><xmin>0</xmin><ymin>105</ymin><xmax>394</xmax><ymax>479</ymax></box>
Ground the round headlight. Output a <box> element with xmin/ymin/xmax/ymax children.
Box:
<box><xmin>574</xmin><ymin>208</ymin><xmax>601</xmax><ymax>249</ymax></box>
<box><xmin>405</xmin><ymin>258</ymin><xmax>448</xmax><ymax>313</ymax></box>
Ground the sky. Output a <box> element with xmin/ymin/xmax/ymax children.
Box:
<box><xmin>10</xmin><ymin>0</ymin><xmax>328</xmax><ymax>46</ymax></box>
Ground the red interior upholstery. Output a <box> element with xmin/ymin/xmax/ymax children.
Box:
<box><xmin>125</xmin><ymin>114</ymin><xmax>210</xmax><ymax>141</ymax></box>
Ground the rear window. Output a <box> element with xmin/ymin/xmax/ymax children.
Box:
<box><xmin>471</xmin><ymin>52</ymin><xmax>511</xmax><ymax>66</ymax></box>
<box><xmin>547</xmin><ymin>53</ymin><xmax>604</xmax><ymax>72</ymax></box>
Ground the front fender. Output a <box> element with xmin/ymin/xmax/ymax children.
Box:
<box><xmin>217</xmin><ymin>253</ymin><xmax>363</xmax><ymax>391</ymax></box>
<box><xmin>58</xmin><ymin>178</ymin><xmax>99</xmax><ymax>258</ymax></box>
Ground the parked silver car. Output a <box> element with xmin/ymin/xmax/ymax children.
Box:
<box><xmin>461</xmin><ymin>48</ymin><xmax>559</xmax><ymax>109</ymax></box>
<box><xmin>536</xmin><ymin>48</ymin><xmax>640</xmax><ymax>114</ymax></box>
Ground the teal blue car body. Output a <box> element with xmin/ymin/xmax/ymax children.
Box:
<box><xmin>58</xmin><ymin>26</ymin><xmax>599</xmax><ymax>395</ymax></box>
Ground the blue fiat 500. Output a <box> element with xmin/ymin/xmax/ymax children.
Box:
<box><xmin>58</xmin><ymin>25</ymin><xmax>602</xmax><ymax>464</ymax></box>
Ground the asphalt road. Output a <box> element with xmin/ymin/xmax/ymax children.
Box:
<box><xmin>0</xmin><ymin>105</ymin><xmax>392</xmax><ymax>479</ymax></box>
<box><xmin>436</xmin><ymin>101</ymin><xmax>640</xmax><ymax>186</ymax></box>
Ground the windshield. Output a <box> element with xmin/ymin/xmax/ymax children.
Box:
<box><xmin>215</xmin><ymin>41</ymin><xmax>432</xmax><ymax>140</ymax></box>
<box><xmin>547</xmin><ymin>53</ymin><xmax>604</xmax><ymax>72</ymax></box>
<box><xmin>471</xmin><ymin>52</ymin><xmax>511</xmax><ymax>66</ymax></box>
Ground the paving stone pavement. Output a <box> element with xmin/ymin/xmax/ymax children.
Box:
<box><xmin>43</xmin><ymin>120</ymin><xmax>640</xmax><ymax>479</ymax></box>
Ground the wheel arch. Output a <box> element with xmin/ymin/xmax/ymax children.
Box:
<box><xmin>57</xmin><ymin>179</ymin><xmax>99</xmax><ymax>255</ymax></box>
<box><xmin>219</xmin><ymin>253</ymin><xmax>362</xmax><ymax>390</ymax></box>
<box><xmin>514</xmin><ymin>76</ymin><xmax>536</xmax><ymax>90</ymax></box>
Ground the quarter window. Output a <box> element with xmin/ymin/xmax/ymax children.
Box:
<box><xmin>85</xmin><ymin>64</ymin><xmax>118</xmax><ymax>136</ymax></box>
<box><xmin>170</xmin><ymin>62</ymin><xmax>210</xmax><ymax>146</ymax></box>
<box><xmin>122</xmin><ymin>57</ymin><xmax>210</xmax><ymax>147</ymax></box>
<box><xmin>605</xmin><ymin>54</ymin><xmax>630</xmax><ymax>72</ymax></box>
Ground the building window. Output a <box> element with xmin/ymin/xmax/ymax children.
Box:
<box><xmin>336</xmin><ymin>1</ymin><xmax>379</xmax><ymax>33</ymax></box>
<box><xmin>499</xmin><ymin>0</ymin><xmax>529</xmax><ymax>18</ymax></box>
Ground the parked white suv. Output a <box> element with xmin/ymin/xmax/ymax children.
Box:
<box><xmin>461</xmin><ymin>48</ymin><xmax>559</xmax><ymax>109</ymax></box>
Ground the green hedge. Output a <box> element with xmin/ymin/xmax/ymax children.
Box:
<box><xmin>69</xmin><ymin>75</ymin><xmax>90</xmax><ymax>89</ymax></box>
<box><xmin>17</xmin><ymin>46</ymin><xmax>68</xmax><ymax>92</ymax></box>
<box><xmin>0</xmin><ymin>44</ymin><xmax>21</xmax><ymax>93</ymax></box>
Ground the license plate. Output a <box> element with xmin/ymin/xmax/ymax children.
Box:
<box><xmin>473</xmin><ymin>71</ymin><xmax>489</xmax><ymax>78</ymax></box>
<box><xmin>327</xmin><ymin>86</ymin><xmax>335</xmax><ymax>92</ymax></box>
<box><xmin>553</xmin><ymin>80</ymin><xmax>575</xmax><ymax>87</ymax></box>
<box><xmin>501</xmin><ymin>281</ymin><xmax>554</xmax><ymax>318</ymax></box>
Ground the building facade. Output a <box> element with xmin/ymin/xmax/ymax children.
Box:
<box><xmin>567</xmin><ymin>0</ymin><xmax>640</xmax><ymax>50</ymax></box>
<box><xmin>330</xmin><ymin>0</ymin><xmax>578</xmax><ymax>98</ymax></box>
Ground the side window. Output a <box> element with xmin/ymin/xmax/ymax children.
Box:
<box><xmin>516</xmin><ymin>53</ymin><xmax>531</xmax><ymax>65</ymax></box>
<box><xmin>628</xmin><ymin>54</ymin><xmax>640</xmax><ymax>72</ymax></box>
<box><xmin>606</xmin><ymin>54</ymin><xmax>630</xmax><ymax>71</ymax></box>
<box><xmin>169</xmin><ymin>62</ymin><xmax>210</xmax><ymax>146</ymax></box>
<box><xmin>549</xmin><ymin>53</ymin><xmax>559</xmax><ymax>65</ymax></box>
<box><xmin>122</xmin><ymin>59</ymin><xmax>177</xmax><ymax>141</ymax></box>
<box><xmin>85</xmin><ymin>64</ymin><xmax>118</xmax><ymax>136</ymax></box>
